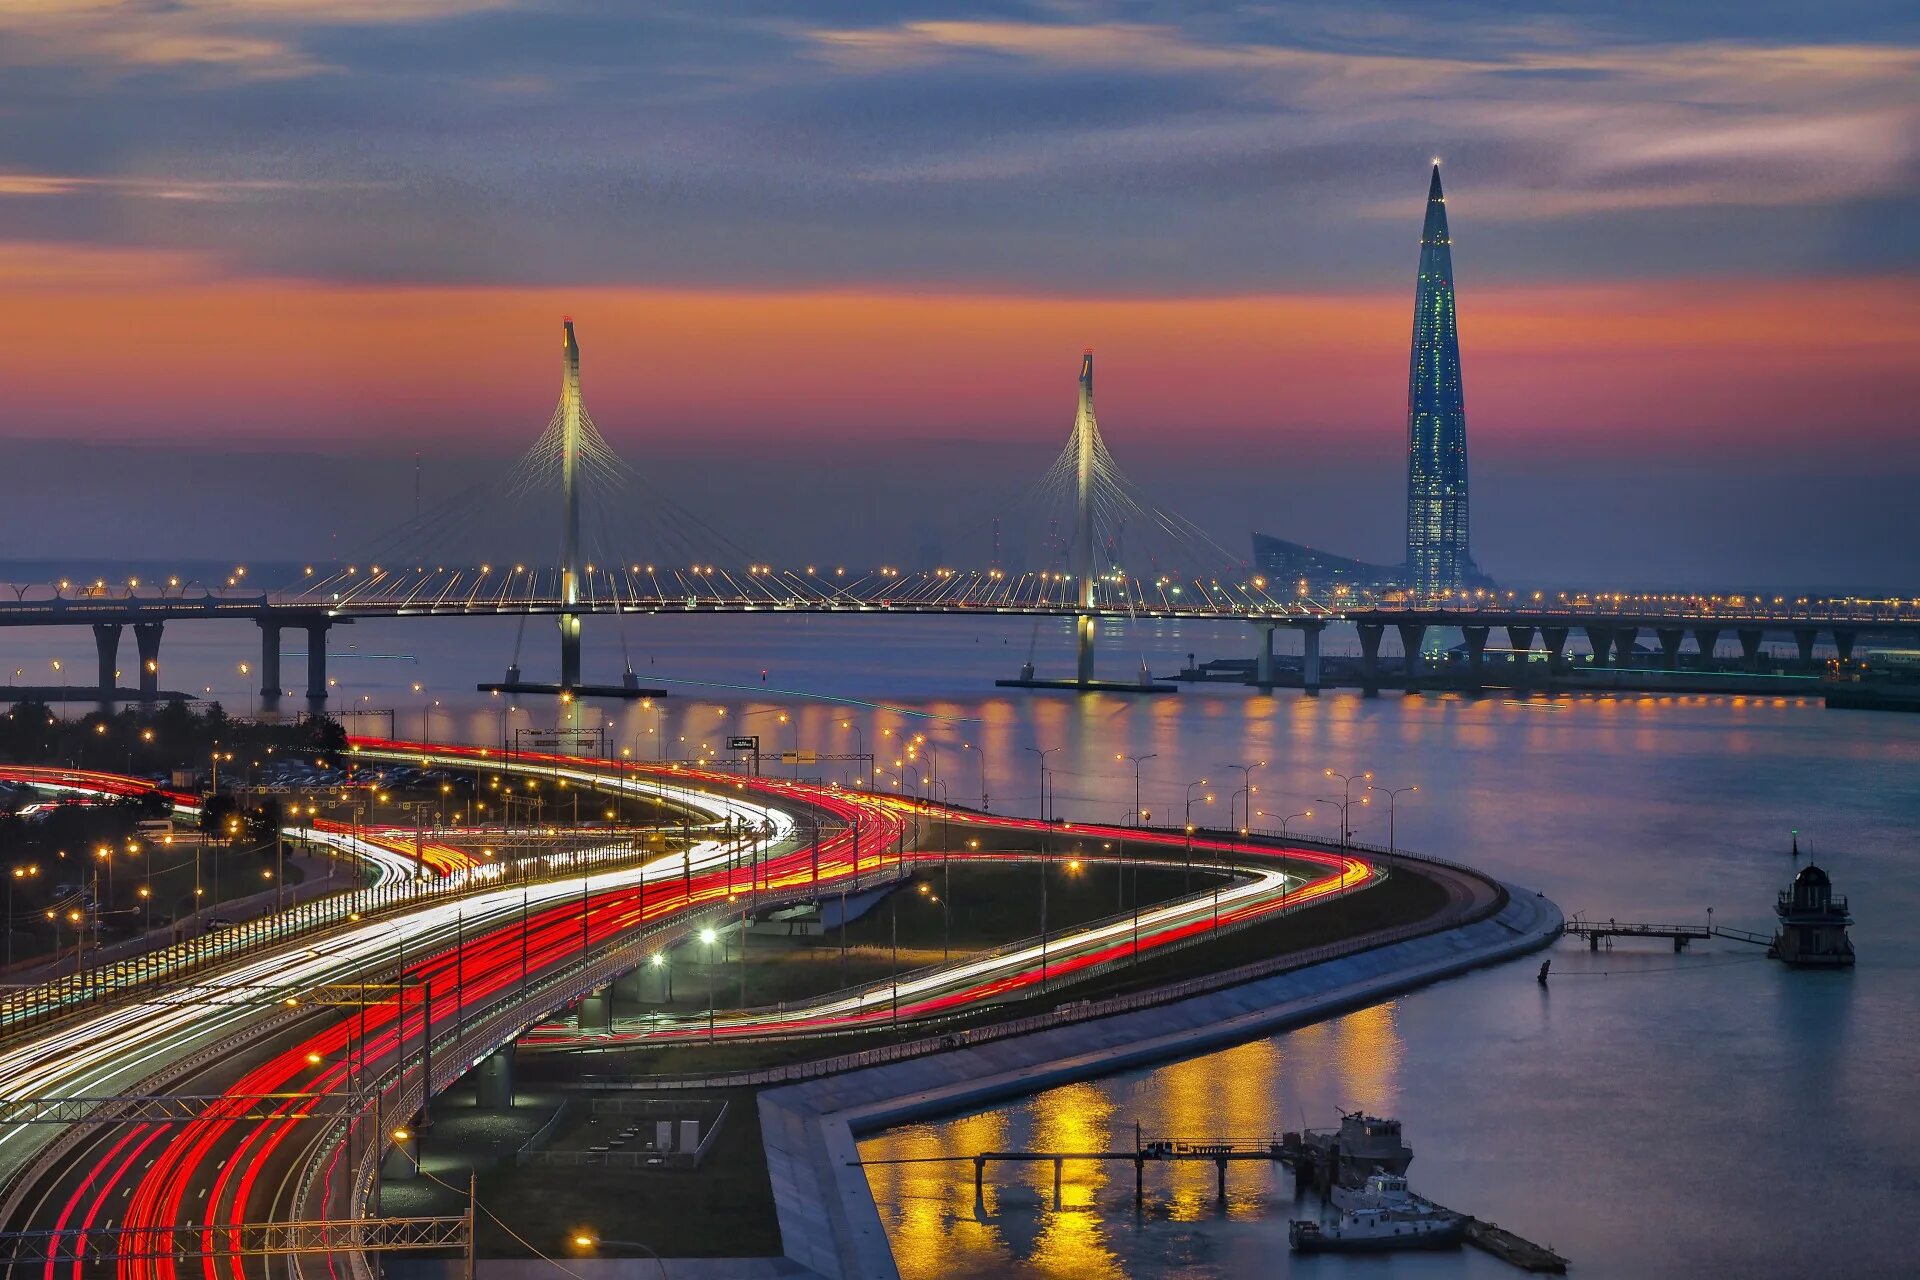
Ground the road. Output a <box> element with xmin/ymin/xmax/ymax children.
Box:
<box><xmin>0</xmin><ymin>743</ymin><xmax>1376</xmax><ymax>1276</ymax></box>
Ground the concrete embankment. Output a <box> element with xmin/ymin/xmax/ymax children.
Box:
<box><xmin>760</xmin><ymin>883</ymin><xmax>1563</xmax><ymax>1280</ymax></box>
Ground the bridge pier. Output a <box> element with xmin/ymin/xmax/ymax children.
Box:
<box><xmin>1737</xmin><ymin>628</ymin><xmax>1765</xmax><ymax>672</ymax></box>
<box><xmin>134</xmin><ymin>622</ymin><xmax>163</xmax><ymax>700</ymax></box>
<box><xmin>1075</xmin><ymin>614</ymin><xmax>1097</xmax><ymax>687</ymax></box>
<box><xmin>1834</xmin><ymin>628</ymin><xmax>1857</xmax><ymax>663</ymax></box>
<box><xmin>1357</xmin><ymin>624</ymin><xmax>1384</xmax><ymax>696</ymax></box>
<box><xmin>1253</xmin><ymin>622</ymin><xmax>1275</xmax><ymax>689</ymax></box>
<box><xmin>1794</xmin><ymin>627</ymin><xmax>1818</xmax><ymax>666</ymax></box>
<box><xmin>1396</xmin><ymin>623</ymin><xmax>1427</xmax><ymax>687</ymax></box>
<box><xmin>1462</xmin><ymin>626</ymin><xmax>1489</xmax><ymax>687</ymax></box>
<box><xmin>1656</xmin><ymin>628</ymin><xmax>1685</xmax><ymax>670</ymax></box>
<box><xmin>1692</xmin><ymin>627</ymin><xmax>1721</xmax><ymax>668</ymax></box>
<box><xmin>258</xmin><ymin>621</ymin><xmax>282</xmax><ymax>698</ymax></box>
<box><xmin>559</xmin><ymin>612</ymin><xmax>582</xmax><ymax>689</ymax></box>
<box><xmin>1300</xmin><ymin>621</ymin><xmax>1323</xmax><ymax>695</ymax></box>
<box><xmin>1506</xmin><ymin>625</ymin><xmax>1535</xmax><ymax>669</ymax></box>
<box><xmin>475</xmin><ymin>1044</ymin><xmax>516</xmax><ymax>1108</ymax></box>
<box><xmin>92</xmin><ymin>623</ymin><xmax>121</xmax><ymax>696</ymax></box>
<box><xmin>1541</xmin><ymin>626</ymin><xmax>1568</xmax><ymax>675</ymax></box>
<box><xmin>304</xmin><ymin>621</ymin><xmax>331</xmax><ymax>700</ymax></box>
<box><xmin>1584</xmin><ymin>625</ymin><xmax>1614</xmax><ymax>669</ymax></box>
<box><xmin>578</xmin><ymin>986</ymin><xmax>611</xmax><ymax>1033</ymax></box>
<box><xmin>1612</xmin><ymin>627</ymin><xmax>1638</xmax><ymax>667</ymax></box>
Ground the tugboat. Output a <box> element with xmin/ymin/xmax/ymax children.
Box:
<box><xmin>1290</xmin><ymin>1174</ymin><xmax>1466</xmax><ymax>1254</ymax></box>
<box><xmin>1282</xmin><ymin>1111</ymin><xmax>1413</xmax><ymax>1191</ymax></box>
<box><xmin>1769</xmin><ymin>863</ymin><xmax>1855</xmax><ymax>967</ymax></box>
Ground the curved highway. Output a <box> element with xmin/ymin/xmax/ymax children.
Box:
<box><xmin>0</xmin><ymin>743</ymin><xmax>1378</xmax><ymax>1277</ymax></box>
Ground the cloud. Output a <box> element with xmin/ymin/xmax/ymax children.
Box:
<box><xmin>810</xmin><ymin>18</ymin><xmax>1920</xmax><ymax>218</ymax></box>
<box><xmin>0</xmin><ymin>0</ymin><xmax>517</xmax><ymax>78</ymax></box>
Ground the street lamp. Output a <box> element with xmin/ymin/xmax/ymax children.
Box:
<box><xmin>1368</xmin><ymin>783</ymin><xmax>1418</xmax><ymax>856</ymax></box>
<box><xmin>1279</xmin><ymin>810</ymin><xmax>1313</xmax><ymax>839</ymax></box>
<box><xmin>1217</xmin><ymin>761</ymin><xmax>1263</xmax><ymax>833</ymax></box>
<box><xmin>1117</xmin><ymin>753</ymin><xmax>1157</xmax><ymax>826</ymax></box>
<box><xmin>1183</xmin><ymin>779</ymin><xmax>1211</xmax><ymax>890</ymax></box>
<box><xmin>1320</xmin><ymin>769</ymin><xmax>1373</xmax><ymax>848</ymax></box>
<box><xmin>6</xmin><ymin>864</ymin><xmax>39</xmax><ymax>968</ymax></box>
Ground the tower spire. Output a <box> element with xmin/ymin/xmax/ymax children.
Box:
<box><xmin>1404</xmin><ymin>163</ymin><xmax>1470</xmax><ymax>598</ymax></box>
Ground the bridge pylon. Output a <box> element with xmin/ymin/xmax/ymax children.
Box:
<box><xmin>559</xmin><ymin>317</ymin><xmax>584</xmax><ymax>690</ymax></box>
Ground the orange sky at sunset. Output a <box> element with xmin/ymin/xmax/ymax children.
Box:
<box><xmin>1</xmin><ymin>243</ymin><xmax>1914</xmax><ymax>458</ymax></box>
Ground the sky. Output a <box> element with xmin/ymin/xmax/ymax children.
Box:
<box><xmin>1</xmin><ymin>1</ymin><xmax>1917</xmax><ymax>588</ymax></box>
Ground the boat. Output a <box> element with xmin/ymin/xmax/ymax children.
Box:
<box><xmin>1290</xmin><ymin>1206</ymin><xmax>1465</xmax><ymax>1253</ymax></box>
<box><xmin>1282</xmin><ymin>1110</ymin><xmax>1414</xmax><ymax>1190</ymax></box>
<box><xmin>1329</xmin><ymin>1171</ymin><xmax>1447</xmax><ymax>1216</ymax></box>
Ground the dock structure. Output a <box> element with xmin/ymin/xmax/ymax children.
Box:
<box><xmin>859</xmin><ymin>1130</ymin><xmax>1288</xmax><ymax>1208</ymax></box>
<box><xmin>860</xmin><ymin>1129</ymin><xmax>1571</xmax><ymax>1275</ymax></box>
<box><xmin>1564</xmin><ymin>916</ymin><xmax>1711</xmax><ymax>951</ymax></box>
<box><xmin>1563</xmin><ymin>916</ymin><xmax>1775</xmax><ymax>952</ymax></box>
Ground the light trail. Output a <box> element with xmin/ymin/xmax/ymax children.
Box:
<box><xmin>2</xmin><ymin>743</ymin><xmax>1375</xmax><ymax>1280</ymax></box>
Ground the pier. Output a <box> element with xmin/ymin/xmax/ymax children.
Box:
<box><xmin>857</xmin><ymin>1129</ymin><xmax>1571</xmax><ymax>1273</ymax></box>
<box><xmin>1563</xmin><ymin>916</ymin><xmax>1773</xmax><ymax>951</ymax></box>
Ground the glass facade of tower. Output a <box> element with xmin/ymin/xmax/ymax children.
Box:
<box><xmin>1405</xmin><ymin>164</ymin><xmax>1470</xmax><ymax>597</ymax></box>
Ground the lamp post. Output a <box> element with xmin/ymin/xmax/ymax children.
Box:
<box><xmin>1218</xmin><ymin>761</ymin><xmax>1263</xmax><ymax>834</ymax></box>
<box><xmin>1368</xmin><ymin>784</ymin><xmax>1418</xmax><ymax>856</ymax></box>
<box><xmin>839</xmin><ymin>720</ymin><xmax>867</xmax><ymax>790</ymax></box>
<box><xmin>7</xmin><ymin>864</ymin><xmax>38</xmax><ymax>968</ymax></box>
<box><xmin>1183</xmin><ymin>779</ymin><xmax>1211</xmax><ymax>891</ymax></box>
<box><xmin>1320</xmin><ymin>769</ymin><xmax>1373</xmax><ymax>848</ymax></box>
<box><xmin>1279</xmin><ymin>810</ymin><xmax>1313</xmax><ymax>839</ymax></box>
<box><xmin>1117</xmin><ymin>753</ymin><xmax>1157</xmax><ymax>826</ymax></box>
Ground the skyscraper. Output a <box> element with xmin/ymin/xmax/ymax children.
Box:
<box><xmin>1404</xmin><ymin>163</ymin><xmax>1472</xmax><ymax>596</ymax></box>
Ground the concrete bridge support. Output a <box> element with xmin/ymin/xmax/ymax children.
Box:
<box><xmin>476</xmin><ymin>1045</ymin><xmax>516</xmax><ymax>1109</ymax></box>
<box><xmin>1737</xmin><ymin>628</ymin><xmax>1766</xmax><ymax>672</ymax></box>
<box><xmin>579</xmin><ymin>987</ymin><xmax>611</xmax><ymax>1033</ymax></box>
<box><xmin>304</xmin><ymin>621</ymin><xmax>331</xmax><ymax>699</ymax></box>
<box><xmin>1396</xmin><ymin>623</ymin><xmax>1427</xmax><ymax>686</ymax></box>
<box><xmin>1357</xmin><ymin>624</ymin><xmax>1385</xmax><ymax>696</ymax></box>
<box><xmin>1507</xmin><ymin>625</ymin><xmax>1535</xmax><ymax>668</ymax></box>
<box><xmin>1300</xmin><ymin>621</ymin><xmax>1323</xmax><ymax>695</ymax></box>
<box><xmin>1692</xmin><ymin>627</ymin><xmax>1721</xmax><ymax>668</ymax></box>
<box><xmin>258</xmin><ymin>622</ymin><xmax>281</xmax><ymax>698</ymax></box>
<box><xmin>1612</xmin><ymin>627</ymin><xmax>1638</xmax><ymax>667</ymax></box>
<box><xmin>1462</xmin><ymin>626</ymin><xmax>1489</xmax><ymax>688</ymax></box>
<box><xmin>1834</xmin><ymin>629</ymin><xmax>1857</xmax><ymax>663</ymax></box>
<box><xmin>1583</xmin><ymin>626</ymin><xmax>1615</xmax><ymax>669</ymax></box>
<box><xmin>1794</xmin><ymin>628</ymin><xmax>1818</xmax><ymax>666</ymax></box>
<box><xmin>1542</xmin><ymin>626</ymin><xmax>1569</xmax><ymax>675</ymax></box>
<box><xmin>1656</xmin><ymin>628</ymin><xmax>1685</xmax><ymax>670</ymax></box>
<box><xmin>1253</xmin><ymin>622</ymin><xmax>1276</xmax><ymax>689</ymax></box>
<box><xmin>1075</xmin><ymin>615</ymin><xmax>1097</xmax><ymax>687</ymax></box>
<box><xmin>92</xmin><ymin>623</ymin><xmax>121</xmax><ymax>695</ymax></box>
<box><xmin>134</xmin><ymin>623</ymin><xmax>163</xmax><ymax>700</ymax></box>
<box><xmin>559</xmin><ymin>612</ymin><xmax>582</xmax><ymax>690</ymax></box>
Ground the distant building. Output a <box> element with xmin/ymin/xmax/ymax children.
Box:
<box><xmin>1250</xmin><ymin>533</ymin><xmax>1402</xmax><ymax>594</ymax></box>
<box><xmin>1770</xmin><ymin>864</ymin><xmax>1855</xmax><ymax>967</ymax></box>
<box><xmin>1404</xmin><ymin>163</ymin><xmax>1477</xmax><ymax>597</ymax></box>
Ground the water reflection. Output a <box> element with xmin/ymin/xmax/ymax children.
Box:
<box><xmin>860</xmin><ymin>1005</ymin><xmax>1407</xmax><ymax>1279</ymax></box>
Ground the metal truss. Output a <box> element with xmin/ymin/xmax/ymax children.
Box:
<box><xmin>0</xmin><ymin>1092</ymin><xmax>366</xmax><ymax>1125</ymax></box>
<box><xmin>0</xmin><ymin>1216</ymin><xmax>468</xmax><ymax>1261</ymax></box>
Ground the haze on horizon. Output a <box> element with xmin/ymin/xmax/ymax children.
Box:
<box><xmin>1</xmin><ymin>1</ymin><xmax>1917</xmax><ymax>589</ymax></box>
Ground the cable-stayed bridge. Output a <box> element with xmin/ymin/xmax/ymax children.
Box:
<box><xmin>3</xmin><ymin>319</ymin><xmax>1917</xmax><ymax>700</ymax></box>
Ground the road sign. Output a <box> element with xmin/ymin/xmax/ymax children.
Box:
<box><xmin>779</xmin><ymin>750</ymin><xmax>817</xmax><ymax>765</ymax></box>
<box><xmin>727</xmin><ymin>736</ymin><xmax>759</xmax><ymax>752</ymax></box>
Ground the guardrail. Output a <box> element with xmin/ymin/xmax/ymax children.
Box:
<box><xmin>0</xmin><ymin>840</ymin><xmax>658</xmax><ymax>1046</ymax></box>
<box><xmin>570</xmin><ymin>843</ymin><xmax>1499</xmax><ymax>1093</ymax></box>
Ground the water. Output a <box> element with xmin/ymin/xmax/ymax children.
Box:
<box><xmin>3</xmin><ymin>593</ymin><xmax>1915</xmax><ymax>1277</ymax></box>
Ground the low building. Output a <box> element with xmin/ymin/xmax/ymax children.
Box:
<box><xmin>1770</xmin><ymin>864</ymin><xmax>1855</xmax><ymax>967</ymax></box>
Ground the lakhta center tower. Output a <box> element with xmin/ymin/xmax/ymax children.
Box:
<box><xmin>1404</xmin><ymin>163</ymin><xmax>1472</xmax><ymax>596</ymax></box>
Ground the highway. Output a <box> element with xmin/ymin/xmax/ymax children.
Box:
<box><xmin>0</xmin><ymin>745</ymin><xmax>1375</xmax><ymax>1275</ymax></box>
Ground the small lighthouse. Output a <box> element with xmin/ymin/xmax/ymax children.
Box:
<box><xmin>1769</xmin><ymin>863</ymin><xmax>1855</xmax><ymax>967</ymax></box>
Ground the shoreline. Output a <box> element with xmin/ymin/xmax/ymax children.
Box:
<box><xmin>759</xmin><ymin>874</ymin><xmax>1562</xmax><ymax>1280</ymax></box>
